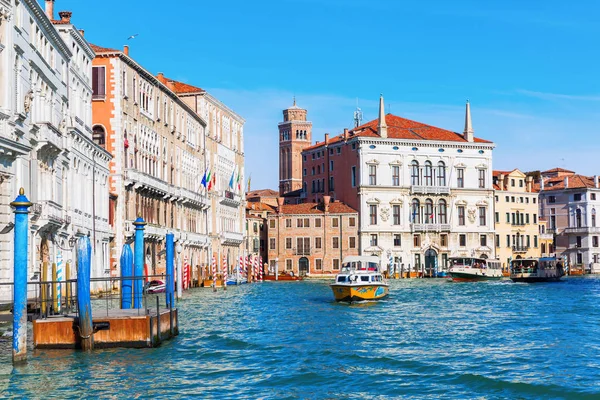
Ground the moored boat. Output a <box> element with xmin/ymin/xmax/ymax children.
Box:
<box><xmin>448</xmin><ymin>257</ymin><xmax>503</xmax><ymax>282</ymax></box>
<box><xmin>263</xmin><ymin>273</ymin><xmax>303</xmax><ymax>281</ymax></box>
<box><xmin>510</xmin><ymin>257</ymin><xmax>565</xmax><ymax>283</ymax></box>
<box><xmin>330</xmin><ymin>256</ymin><xmax>389</xmax><ymax>302</ymax></box>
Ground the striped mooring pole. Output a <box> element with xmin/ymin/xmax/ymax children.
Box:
<box><xmin>11</xmin><ymin>188</ymin><xmax>32</xmax><ymax>364</ymax></box>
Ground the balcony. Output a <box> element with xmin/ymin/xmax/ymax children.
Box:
<box><xmin>219</xmin><ymin>190</ymin><xmax>241</xmax><ymax>207</ymax></box>
<box><xmin>174</xmin><ymin>186</ymin><xmax>209</xmax><ymax>209</ymax></box>
<box><xmin>37</xmin><ymin>123</ymin><xmax>63</xmax><ymax>156</ymax></box>
<box><xmin>564</xmin><ymin>226</ymin><xmax>600</xmax><ymax>234</ymax></box>
<box><xmin>125</xmin><ymin>169</ymin><xmax>170</xmax><ymax>196</ymax></box>
<box><xmin>411</xmin><ymin>185</ymin><xmax>450</xmax><ymax>195</ymax></box>
<box><xmin>411</xmin><ymin>223</ymin><xmax>451</xmax><ymax>232</ymax></box>
<box><xmin>293</xmin><ymin>247</ymin><xmax>312</xmax><ymax>256</ymax></box>
<box><xmin>37</xmin><ymin>200</ymin><xmax>64</xmax><ymax>228</ymax></box>
<box><xmin>539</xmin><ymin>233</ymin><xmax>553</xmax><ymax>240</ymax></box>
<box><xmin>222</xmin><ymin>231</ymin><xmax>243</xmax><ymax>245</ymax></box>
<box><xmin>512</xmin><ymin>246</ymin><xmax>530</xmax><ymax>253</ymax></box>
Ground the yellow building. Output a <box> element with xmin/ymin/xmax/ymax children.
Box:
<box><xmin>493</xmin><ymin>169</ymin><xmax>541</xmax><ymax>272</ymax></box>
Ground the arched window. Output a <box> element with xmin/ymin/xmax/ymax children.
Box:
<box><xmin>576</xmin><ymin>209</ymin><xmax>582</xmax><ymax>228</ymax></box>
<box><xmin>411</xmin><ymin>160</ymin><xmax>420</xmax><ymax>185</ymax></box>
<box><xmin>411</xmin><ymin>198</ymin><xmax>420</xmax><ymax>223</ymax></box>
<box><xmin>424</xmin><ymin>199</ymin><xmax>433</xmax><ymax>224</ymax></box>
<box><xmin>92</xmin><ymin>125</ymin><xmax>106</xmax><ymax>149</ymax></box>
<box><xmin>437</xmin><ymin>161</ymin><xmax>446</xmax><ymax>186</ymax></box>
<box><xmin>424</xmin><ymin>161</ymin><xmax>433</xmax><ymax>186</ymax></box>
<box><xmin>438</xmin><ymin>199</ymin><xmax>447</xmax><ymax>224</ymax></box>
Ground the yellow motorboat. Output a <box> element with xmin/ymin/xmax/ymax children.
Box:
<box><xmin>330</xmin><ymin>256</ymin><xmax>389</xmax><ymax>302</ymax></box>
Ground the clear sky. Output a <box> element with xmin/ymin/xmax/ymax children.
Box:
<box><xmin>56</xmin><ymin>0</ymin><xmax>600</xmax><ymax>190</ymax></box>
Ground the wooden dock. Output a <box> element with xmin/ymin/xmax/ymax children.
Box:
<box><xmin>32</xmin><ymin>308</ymin><xmax>178</xmax><ymax>349</ymax></box>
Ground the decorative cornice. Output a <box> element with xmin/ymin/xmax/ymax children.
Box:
<box><xmin>357</xmin><ymin>136</ymin><xmax>495</xmax><ymax>150</ymax></box>
<box><xmin>23</xmin><ymin>0</ymin><xmax>72</xmax><ymax>58</ymax></box>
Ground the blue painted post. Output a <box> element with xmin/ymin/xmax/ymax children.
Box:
<box><xmin>77</xmin><ymin>236</ymin><xmax>93</xmax><ymax>351</ymax></box>
<box><xmin>11</xmin><ymin>188</ymin><xmax>32</xmax><ymax>364</ymax></box>
<box><xmin>165</xmin><ymin>233</ymin><xmax>174</xmax><ymax>308</ymax></box>
<box><xmin>120</xmin><ymin>244</ymin><xmax>133</xmax><ymax>309</ymax></box>
<box><xmin>133</xmin><ymin>215</ymin><xmax>146</xmax><ymax>309</ymax></box>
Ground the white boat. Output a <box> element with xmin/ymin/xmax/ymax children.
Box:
<box><xmin>510</xmin><ymin>257</ymin><xmax>565</xmax><ymax>283</ymax></box>
<box><xmin>330</xmin><ymin>256</ymin><xmax>389</xmax><ymax>302</ymax></box>
<box><xmin>448</xmin><ymin>257</ymin><xmax>503</xmax><ymax>282</ymax></box>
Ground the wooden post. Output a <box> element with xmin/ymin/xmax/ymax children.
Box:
<box><xmin>52</xmin><ymin>262</ymin><xmax>58</xmax><ymax>313</ymax></box>
<box><xmin>41</xmin><ymin>261</ymin><xmax>48</xmax><ymax>316</ymax></box>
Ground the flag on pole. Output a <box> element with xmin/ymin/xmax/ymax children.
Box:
<box><xmin>247</xmin><ymin>175</ymin><xmax>251</xmax><ymax>193</ymax></box>
<box><xmin>208</xmin><ymin>170</ymin><xmax>216</xmax><ymax>191</ymax></box>
<box><xmin>201</xmin><ymin>168</ymin><xmax>209</xmax><ymax>188</ymax></box>
<box><xmin>236</xmin><ymin>169</ymin><xmax>241</xmax><ymax>192</ymax></box>
<box><xmin>229</xmin><ymin>170</ymin><xmax>235</xmax><ymax>189</ymax></box>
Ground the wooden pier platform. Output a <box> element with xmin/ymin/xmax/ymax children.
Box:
<box><xmin>32</xmin><ymin>308</ymin><xmax>178</xmax><ymax>349</ymax></box>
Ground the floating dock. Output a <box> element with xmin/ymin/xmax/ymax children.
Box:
<box><xmin>32</xmin><ymin>308</ymin><xmax>178</xmax><ymax>349</ymax></box>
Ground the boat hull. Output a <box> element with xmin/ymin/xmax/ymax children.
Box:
<box><xmin>330</xmin><ymin>284</ymin><xmax>389</xmax><ymax>302</ymax></box>
<box><xmin>263</xmin><ymin>275</ymin><xmax>302</xmax><ymax>281</ymax></box>
<box><xmin>449</xmin><ymin>272</ymin><xmax>503</xmax><ymax>282</ymax></box>
<box><xmin>510</xmin><ymin>276</ymin><xmax>563</xmax><ymax>283</ymax></box>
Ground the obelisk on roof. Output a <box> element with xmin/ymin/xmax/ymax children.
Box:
<box><xmin>464</xmin><ymin>100</ymin><xmax>474</xmax><ymax>143</ymax></box>
<box><xmin>377</xmin><ymin>94</ymin><xmax>388</xmax><ymax>138</ymax></box>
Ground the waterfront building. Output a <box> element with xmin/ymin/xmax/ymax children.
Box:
<box><xmin>91</xmin><ymin>46</ymin><xmax>210</xmax><ymax>277</ymax></box>
<box><xmin>247</xmin><ymin>188</ymin><xmax>278</xmax><ymax>208</ymax></box>
<box><xmin>492</xmin><ymin>169</ymin><xmax>540</xmax><ymax>271</ymax></box>
<box><xmin>245</xmin><ymin>201</ymin><xmax>274</xmax><ymax>266</ymax></box>
<box><xmin>298</xmin><ymin>97</ymin><xmax>496</xmax><ymax>274</ymax></box>
<box><xmin>266</xmin><ymin>196</ymin><xmax>359</xmax><ymax>276</ymax></box>
<box><xmin>278</xmin><ymin>99</ymin><xmax>312</xmax><ymax>196</ymax></box>
<box><xmin>0</xmin><ymin>0</ymin><xmax>110</xmax><ymax>300</ymax></box>
<box><xmin>155</xmin><ymin>74</ymin><xmax>245</xmax><ymax>273</ymax></box>
<box><xmin>538</xmin><ymin>218</ymin><xmax>554</xmax><ymax>257</ymax></box>
<box><xmin>538</xmin><ymin>168</ymin><xmax>600</xmax><ymax>272</ymax></box>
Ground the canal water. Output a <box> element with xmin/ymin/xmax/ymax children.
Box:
<box><xmin>0</xmin><ymin>277</ymin><xmax>599</xmax><ymax>399</ymax></box>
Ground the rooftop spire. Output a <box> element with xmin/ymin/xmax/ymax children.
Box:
<box><xmin>377</xmin><ymin>93</ymin><xmax>388</xmax><ymax>138</ymax></box>
<box><xmin>293</xmin><ymin>96</ymin><xmax>296</xmax><ymax>107</ymax></box>
<box><xmin>463</xmin><ymin>99</ymin><xmax>474</xmax><ymax>142</ymax></box>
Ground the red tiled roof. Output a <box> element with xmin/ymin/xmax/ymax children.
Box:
<box><xmin>493</xmin><ymin>170</ymin><xmax>514</xmax><ymax>177</ymax></box>
<box><xmin>246</xmin><ymin>202</ymin><xmax>275</xmax><ymax>212</ymax></box>
<box><xmin>278</xmin><ymin>202</ymin><xmax>357</xmax><ymax>215</ymax></box>
<box><xmin>51</xmin><ymin>19</ymin><xmax>70</xmax><ymax>25</ymax></box>
<box><xmin>541</xmin><ymin>174</ymin><xmax>596</xmax><ymax>191</ymax></box>
<box><xmin>303</xmin><ymin>114</ymin><xmax>492</xmax><ymax>151</ymax></box>
<box><xmin>89</xmin><ymin>43</ymin><xmax>120</xmax><ymax>53</ymax></box>
<box><xmin>156</xmin><ymin>74</ymin><xmax>204</xmax><ymax>94</ymax></box>
<box><xmin>541</xmin><ymin>167</ymin><xmax>575</xmax><ymax>174</ymax></box>
<box><xmin>247</xmin><ymin>189</ymin><xmax>279</xmax><ymax>198</ymax></box>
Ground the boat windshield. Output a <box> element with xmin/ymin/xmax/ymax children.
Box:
<box><xmin>510</xmin><ymin>259</ymin><xmax>538</xmax><ymax>273</ymax></box>
<box><xmin>341</xmin><ymin>261</ymin><xmax>379</xmax><ymax>272</ymax></box>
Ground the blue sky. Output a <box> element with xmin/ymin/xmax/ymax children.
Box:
<box><xmin>57</xmin><ymin>0</ymin><xmax>600</xmax><ymax>189</ymax></box>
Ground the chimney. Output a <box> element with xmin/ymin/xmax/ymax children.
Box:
<box><xmin>595</xmin><ymin>175</ymin><xmax>598</xmax><ymax>189</ymax></box>
<box><xmin>564</xmin><ymin>177</ymin><xmax>569</xmax><ymax>188</ymax></box>
<box><xmin>463</xmin><ymin>100</ymin><xmax>474</xmax><ymax>142</ymax></box>
<box><xmin>541</xmin><ymin>179</ymin><xmax>545</xmax><ymax>191</ymax></box>
<box><xmin>45</xmin><ymin>0</ymin><xmax>54</xmax><ymax>20</ymax></box>
<box><xmin>123</xmin><ymin>45</ymin><xmax>129</xmax><ymax>56</ymax></box>
<box><xmin>157</xmin><ymin>72</ymin><xmax>165</xmax><ymax>82</ymax></box>
<box><xmin>79</xmin><ymin>29</ymin><xmax>85</xmax><ymax>37</ymax></box>
<box><xmin>499</xmin><ymin>174</ymin><xmax>504</xmax><ymax>191</ymax></box>
<box><xmin>377</xmin><ymin>94</ymin><xmax>388</xmax><ymax>138</ymax></box>
<box><xmin>324</xmin><ymin>133</ymin><xmax>329</xmax><ymax>144</ymax></box>
<box><xmin>277</xmin><ymin>197</ymin><xmax>284</xmax><ymax>213</ymax></box>
<box><xmin>166</xmin><ymin>80</ymin><xmax>176</xmax><ymax>91</ymax></box>
<box><xmin>323</xmin><ymin>195</ymin><xmax>331</xmax><ymax>213</ymax></box>
<box><xmin>343</xmin><ymin>128</ymin><xmax>348</xmax><ymax>140</ymax></box>
<box><xmin>527</xmin><ymin>176</ymin><xmax>533</xmax><ymax>192</ymax></box>
<box><xmin>58</xmin><ymin>11</ymin><xmax>72</xmax><ymax>23</ymax></box>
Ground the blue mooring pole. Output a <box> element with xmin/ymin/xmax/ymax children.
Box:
<box><xmin>77</xmin><ymin>236</ymin><xmax>93</xmax><ymax>351</ymax></box>
<box><xmin>11</xmin><ymin>188</ymin><xmax>32</xmax><ymax>364</ymax></box>
<box><xmin>120</xmin><ymin>244</ymin><xmax>133</xmax><ymax>309</ymax></box>
<box><xmin>165</xmin><ymin>233</ymin><xmax>174</xmax><ymax>308</ymax></box>
<box><xmin>133</xmin><ymin>215</ymin><xmax>146</xmax><ymax>309</ymax></box>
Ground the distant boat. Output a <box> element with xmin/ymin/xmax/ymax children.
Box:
<box><xmin>448</xmin><ymin>257</ymin><xmax>503</xmax><ymax>282</ymax></box>
<box><xmin>263</xmin><ymin>273</ymin><xmax>302</xmax><ymax>281</ymax></box>
<box><xmin>510</xmin><ymin>257</ymin><xmax>565</xmax><ymax>283</ymax></box>
<box><xmin>330</xmin><ymin>256</ymin><xmax>389</xmax><ymax>302</ymax></box>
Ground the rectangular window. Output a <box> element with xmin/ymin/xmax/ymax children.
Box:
<box><xmin>349</xmin><ymin>237</ymin><xmax>356</xmax><ymax>248</ymax></box>
<box><xmin>533</xmin><ymin>214</ymin><xmax>537</xmax><ymax>224</ymax></box>
<box><xmin>393</xmin><ymin>205</ymin><xmax>401</xmax><ymax>225</ymax></box>
<box><xmin>495</xmin><ymin>212</ymin><xmax>499</xmax><ymax>223</ymax></box>
<box><xmin>369</xmin><ymin>205</ymin><xmax>378</xmax><ymax>225</ymax></box>
<box><xmin>413</xmin><ymin>234</ymin><xmax>420</xmax><ymax>247</ymax></box>
<box><xmin>478</xmin><ymin>169</ymin><xmax>485</xmax><ymax>188</ymax></box>
<box><xmin>440</xmin><ymin>234</ymin><xmax>448</xmax><ymax>247</ymax></box>
<box><xmin>315</xmin><ymin>218</ymin><xmax>322</xmax><ymax>228</ymax></box>
<box><xmin>457</xmin><ymin>169</ymin><xmax>464</xmax><ymax>188</ymax></box>
<box><xmin>495</xmin><ymin>234</ymin><xmax>500</xmax><ymax>247</ymax></box>
<box><xmin>333</xmin><ymin>259</ymin><xmax>340</xmax><ymax>270</ymax></box>
<box><xmin>332</xmin><ymin>217</ymin><xmax>339</xmax><ymax>228</ymax></box>
<box><xmin>369</xmin><ymin>165</ymin><xmax>377</xmax><ymax>185</ymax></box>
<box><xmin>92</xmin><ymin>66</ymin><xmax>106</xmax><ymax>99</ymax></box>
<box><xmin>285</xmin><ymin>218</ymin><xmax>292</xmax><ymax>228</ymax></box>
<box><xmin>286</xmin><ymin>259</ymin><xmax>293</xmax><ymax>271</ymax></box>
<box><xmin>304</xmin><ymin>218</ymin><xmax>310</xmax><ymax>227</ymax></box>
<box><xmin>577</xmin><ymin>253</ymin><xmax>583</xmax><ymax>264</ymax></box>
<box><xmin>370</xmin><ymin>234</ymin><xmax>378</xmax><ymax>246</ymax></box>
<box><xmin>459</xmin><ymin>234</ymin><xmax>466</xmax><ymax>247</ymax></box>
<box><xmin>593</xmin><ymin>236</ymin><xmax>599</xmax><ymax>247</ymax></box>
<box><xmin>332</xmin><ymin>237</ymin><xmax>340</xmax><ymax>249</ymax></box>
<box><xmin>349</xmin><ymin>217</ymin><xmax>356</xmax><ymax>227</ymax></box>
<box><xmin>526</xmin><ymin>214</ymin><xmax>530</xmax><ymax>224</ymax></box>
<box><xmin>351</xmin><ymin>166</ymin><xmax>356</xmax><ymax>187</ymax></box>
<box><xmin>315</xmin><ymin>237</ymin><xmax>322</xmax><ymax>249</ymax></box>
<box><xmin>297</xmin><ymin>218</ymin><xmax>303</xmax><ymax>228</ymax></box>
<box><xmin>592</xmin><ymin>193</ymin><xmax>597</xmax><ymax>200</ymax></box>
<box><xmin>506</xmin><ymin>235</ymin><xmax>510</xmax><ymax>247</ymax></box>
<box><xmin>549</xmin><ymin>196</ymin><xmax>556</xmax><ymax>203</ymax></box>
<box><xmin>479</xmin><ymin>207</ymin><xmax>486</xmax><ymax>226</ymax></box>
<box><xmin>511</xmin><ymin>179</ymin><xmax>515</xmax><ymax>187</ymax></box>
<box><xmin>576</xmin><ymin>236</ymin><xmax>582</xmax><ymax>248</ymax></box>
<box><xmin>534</xmin><ymin>235</ymin><xmax>538</xmax><ymax>248</ymax></box>
<box><xmin>506</xmin><ymin>213</ymin><xmax>510</xmax><ymax>223</ymax></box>
<box><xmin>269</xmin><ymin>219</ymin><xmax>276</xmax><ymax>229</ymax></box>
<box><xmin>393</xmin><ymin>234</ymin><xmax>401</xmax><ymax>247</ymax></box>
<box><xmin>574</xmin><ymin>193</ymin><xmax>582</xmax><ymax>201</ymax></box>
<box><xmin>285</xmin><ymin>238</ymin><xmax>292</xmax><ymax>249</ymax></box>
<box><xmin>269</xmin><ymin>238</ymin><xmax>276</xmax><ymax>250</ymax></box>
<box><xmin>315</xmin><ymin>259</ymin><xmax>323</xmax><ymax>270</ymax></box>
<box><xmin>480</xmin><ymin>235</ymin><xmax>487</xmax><ymax>247</ymax></box>
<box><xmin>330</xmin><ymin>160</ymin><xmax>334</xmax><ymax>171</ymax></box>
<box><xmin>392</xmin><ymin>165</ymin><xmax>400</xmax><ymax>186</ymax></box>
<box><xmin>458</xmin><ymin>206</ymin><xmax>465</xmax><ymax>226</ymax></box>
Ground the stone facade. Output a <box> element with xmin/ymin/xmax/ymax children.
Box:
<box><xmin>492</xmin><ymin>169</ymin><xmax>541</xmax><ymax>272</ymax></box>
<box><xmin>266</xmin><ymin>197</ymin><xmax>359</xmax><ymax>276</ymax></box>
<box><xmin>278</xmin><ymin>100</ymin><xmax>312</xmax><ymax>196</ymax></box>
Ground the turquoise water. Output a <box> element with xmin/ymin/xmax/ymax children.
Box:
<box><xmin>1</xmin><ymin>277</ymin><xmax>600</xmax><ymax>399</ymax></box>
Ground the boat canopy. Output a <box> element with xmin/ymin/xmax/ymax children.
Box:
<box><xmin>341</xmin><ymin>256</ymin><xmax>380</xmax><ymax>273</ymax></box>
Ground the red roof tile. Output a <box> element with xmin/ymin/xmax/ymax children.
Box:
<box><xmin>303</xmin><ymin>114</ymin><xmax>492</xmax><ymax>151</ymax></box>
<box><xmin>89</xmin><ymin>43</ymin><xmax>120</xmax><ymax>53</ymax></box>
<box><xmin>277</xmin><ymin>202</ymin><xmax>357</xmax><ymax>215</ymax></box>
<box><xmin>246</xmin><ymin>202</ymin><xmax>275</xmax><ymax>212</ymax></box>
<box><xmin>541</xmin><ymin>174</ymin><xmax>596</xmax><ymax>191</ymax></box>
<box><xmin>247</xmin><ymin>189</ymin><xmax>279</xmax><ymax>198</ymax></box>
<box><xmin>156</xmin><ymin>74</ymin><xmax>204</xmax><ymax>94</ymax></box>
<box><xmin>541</xmin><ymin>167</ymin><xmax>575</xmax><ymax>174</ymax></box>
<box><xmin>493</xmin><ymin>170</ymin><xmax>514</xmax><ymax>177</ymax></box>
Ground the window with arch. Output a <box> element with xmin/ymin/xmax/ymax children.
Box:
<box><xmin>92</xmin><ymin>126</ymin><xmax>106</xmax><ymax>149</ymax></box>
<box><xmin>411</xmin><ymin>198</ymin><xmax>420</xmax><ymax>223</ymax></box>
<box><xmin>424</xmin><ymin>199</ymin><xmax>433</xmax><ymax>223</ymax></box>
<box><xmin>411</xmin><ymin>160</ymin><xmax>419</xmax><ymax>185</ymax></box>
<box><xmin>437</xmin><ymin>161</ymin><xmax>446</xmax><ymax>186</ymax></box>
<box><xmin>424</xmin><ymin>161</ymin><xmax>433</xmax><ymax>186</ymax></box>
<box><xmin>438</xmin><ymin>199</ymin><xmax>447</xmax><ymax>224</ymax></box>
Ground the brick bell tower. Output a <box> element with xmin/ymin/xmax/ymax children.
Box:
<box><xmin>278</xmin><ymin>98</ymin><xmax>312</xmax><ymax>195</ymax></box>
